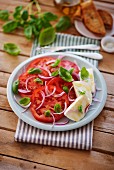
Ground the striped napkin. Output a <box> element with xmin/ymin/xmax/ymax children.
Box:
<box><xmin>15</xmin><ymin>33</ymin><xmax>99</xmax><ymax>150</ymax></box>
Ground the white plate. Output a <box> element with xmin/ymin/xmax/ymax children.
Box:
<box><xmin>74</xmin><ymin>16</ymin><xmax>114</xmax><ymax>40</ymax></box>
<box><xmin>7</xmin><ymin>52</ymin><xmax>107</xmax><ymax>131</ymax></box>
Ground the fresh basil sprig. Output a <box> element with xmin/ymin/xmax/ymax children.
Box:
<box><xmin>54</xmin><ymin>103</ymin><xmax>61</xmax><ymax>113</ymax></box>
<box><xmin>3</xmin><ymin>20</ymin><xmax>18</xmax><ymax>33</ymax></box>
<box><xmin>4</xmin><ymin>43</ymin><xmax>21</xmax><ymax>56</ymax></box>
<box><xmin>51</xmin><ymin>59</ymin><xmax>60</xmax><ymax>67</ymax></box>
<box><xmin>34</xmin><ymin>78</ymin><xmax>43</xmax><ymax>85</ymax></box>
<box><xmin>19</xmin><ymin>97</ymin><xmax>30</xmax><ymax>106</ymax></box>
<box><xmin>62</xmin><ymin>86</ymin><xmax>69</xmax><ymax>94</ymax></box>
<box><xmin>80</xmin><ymin>67</ymin><xmax>89</xmax><ymax>80</ymax></box>
<box><xmin>51</xmin><ymin>70</ymin><xmax>59</xmax><ymax>77</ymax></box>
<box><xmin>12</xmin><ymin>80</ymin><xmax>19</xmax><ymax>94</ymax></box>
<box><xmin>44</xmin><ymin>110</ymin><xmax>51</xmax><ymax>117</ymax></box>
<box><xmin>55</xmin><ymin>16</ymin><xmax>71</xmax><ymax>32</ymax></box>
<box><xmin>59</xmin><ymin>67</ymin><xmax>73</xmax><ymax>82</ymax></box>
<box><xmin>28</xmin><ymin>68</ymin><xmax>42</xmax><ymax>74</ymax></box>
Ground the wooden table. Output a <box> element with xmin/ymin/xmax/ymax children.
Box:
<box><xmin>0</xmin><ymin>0</ymin><xmax>114</xmax><ymax>169</ymax></box>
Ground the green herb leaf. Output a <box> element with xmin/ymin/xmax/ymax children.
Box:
<box><xmin>59</xmin><ymin>67</ymin><xmax>73</xmax><ymax>82</ymax></box>
<box><xmin>39</xmin><ymin>27</ymin><xmax>56</xmax><ymax>46</ymax></box>
<box><xmin>19</xmin><ymin>97</ymin><xmax>30</xmax><ymax>106</ymax></box>
<box><xmin>69</xmin><ymin>68</ymin><xmax>74</xmax><ymax>75</ymax></box>
<box><xmin>12</xmin><ymin>80</ymin><xmax>19</xmax><ymax>94</ymax></box>
<box><xmin>51</xmin><ymin>59</ymin><xmax>60</xmax><ymax>67</ymax></box>
<box><xmin>4</xmin><ymin>43</ymin><xmax>21</xmax><ymax>56</ymax></box>
<box><xmin>0</xmin><ymin>10</ymin><xmax>9</xmax><ymax>21</ymax></box>
<box><xmin>44</xmin><ymin>110</ymin><xmax>51</xmax><ymax>117</ymax></box>
<box><xmin>34</xmin><ymin>78</ymin><xmax>43</xmax><ymax>84</ymax></box>
<box><xmin>80</xmin><ymin>67</ymin><xmax>89</xmax><ymax>80</ymax></box>
<box><xmin>13</xmin><ymin>6</ymin><xmax>23</xmax><ymax>20</ymax></box>
<box><xmin>24</xmin><ymin>25</ymin><xmax>32</xmax><ymax>39</ymax></box>
<box><xmin>3</xmin><ymin>20</ymin><xmax>18</xmax><ymax>33</ymax></box>
<box><xmin>43</xmin><ymin>12</ymin><xmax>58</xmax><ymax>21</ymax></box>
<box><xmin>56</xmin><ymin>16</ymin><xmax>71</xmax><ymax>32</ymax></box>
<box><xmin>28</xmin><ymin>68</ymin><xmax>42</xmax><ymax>74</ymax></box>
<box><xmin>78</xmin><ymin>90</ymin><xmax>86</xmax><ymax>95</ymax></box>
<box><xmin>51</xmin><ymin>70</ymin><xmax>59</xmax><ymax>77</ymax></box>
<box><xmin>54</xmin><ymin>103</ymin><xmax>61</xmax><ymax>113</ymax></box>
<box><xmin>32</xmin><ymin>25</ymin><xmax>40</xmax><ymax>37</ymax></box>
<box><xmin>41</xmin><ymin>18</ymin><xmax>52</xmax><ymax>28</ymax></box>
<box><xmin>21</xmin><ymin>10</ymin><xmax>28</xmax><ymax>21</ymax></box>
<box><xmin>78</xmin><ymin>105</ymin><xmax>83</xmax><ymax>113</ymax></box>
<box><xmin>62</xmin><ymin>86</ymin><xmax>69</xmax><ymax>94</ymax></box>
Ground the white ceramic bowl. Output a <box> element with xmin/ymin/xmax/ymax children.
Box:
<box><xmin>101</xmin><ymin>36</ymin><xmax>114</xmax><ymax>53</ymax></box>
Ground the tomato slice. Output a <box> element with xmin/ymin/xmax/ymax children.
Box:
<box><xmin>30</xmin><ymin>88</ymin><xmax>68</xmax><ymax>123</ymax></box>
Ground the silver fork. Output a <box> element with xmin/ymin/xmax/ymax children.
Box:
<box><xmin>36</xmin><ymin>44</ymin><xmax>100</xmax><ymax>53</ymax></box>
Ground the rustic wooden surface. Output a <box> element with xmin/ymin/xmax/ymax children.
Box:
<box><xmin>0</xmin><ymin>0</ymin><xmax>114</xmax><ymax>170</ymax></box>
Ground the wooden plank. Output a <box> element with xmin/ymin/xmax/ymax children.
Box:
<box><xmin>0</xmin><ymin>129</ymin><xmax>114</xmax><ymax>170</ymax></box>
<box><xmin>0</xmin><ymin>155</ymin><xmax>60</xmax><ymax>170</ymax></box>
<box><xmin>105</xmin><ymin>94</ymin><xmax>114</xmax><ymax>110</ymax></box>
<box><xmin>102</xmin><ymin>73</ymin><xmax>114</xmax><ymax>95</ymax></box>
<box><xmin>0</xmin><ymin>87</ymin><xmax>6</xmax><ymax>96</ymax></box>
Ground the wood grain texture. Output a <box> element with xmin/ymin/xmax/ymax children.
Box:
<box><xmin>0</xmin><ymin>155</ymin><xmax>60</xmax><ymax>170</ymax></box>
<box><xmin>0</xmin><ymin>129</ymin><xmax>114</xmax><ymax>170</ymax></box>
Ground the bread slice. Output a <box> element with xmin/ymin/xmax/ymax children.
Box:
<box><xmin>98</xmin><ymin>9</ymin><xmax>113</xmax><ymax>29</ymax></box>
<box><xmin>81</xmin><ymin>0</ymin><xmax>106</xmax><ymax>36</ymax></box>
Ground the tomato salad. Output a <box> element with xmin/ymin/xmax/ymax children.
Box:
<box><xmin>12</xmin><ymin>55</ymin><xmax>81</xmax><ymax>125</ymax></box>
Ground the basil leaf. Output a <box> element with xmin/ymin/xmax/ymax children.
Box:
<box><xmin>69</xmin><ymin>68</ymin><xmax>74</xmax><ymax>74</ymax></box>
<box><xmin>0</xmin><ymin>10</ymin><xmax>9</xmax><ymax>21</ymax></box>
<box><xmin>51</xmin><ymin>70</ymin><xmax>59</xmax><ymax>77</ymax></box>
<box><xmin>39</xmin><ymin>27</ymin><xmax>56</xmax><ymax>46</ymax></box>
<box><xmin>13</xmin><ymin>6</ymin><xmax>23</xmax><ymax>20</ymax></box>
<box><xmin>44</xmin><ymin>110</ymin><xmax>51</xmax><ymax>117</ymax></box>
<box><xmin>80</xmin><ymin>67</ymin><xmax>89</xmax><ymax>80</ymax></box>
<box><xmin>42</xmin><ymin>18</ymin><xmax>52</xmax><ymax>28</ymax></box>
<box><xmin>28</xmin><ymin>68</ymin><xmax>42</xmax><ymax>74</ymax></box>
<box><xmin>4</xmin><ymin>43</ymin><xmax>21</xmax><ymax>56</ymax></box>
<box><xmin>3</xmin><ymin>20</ymin><xmax>18</xmax><ymax>33</ymax></box>
<box><xmin>35</xmin><ymin>18</ymin><xmax>43</xmax><ymax>31</ymax></box>
<box><xmin>54</xmin><ymin>103</ymin><xmax>61</xmax><ymax>113</ymax></box>
<box><xmin>59</xmin><ymin>67</ymin><xmax>73</xmax><ymax>82</ymax></box>
<box><xmin>34</xmin><ymin>78</ymin><xmax>43</xmax><ymax>85</ymax></box>
<box><xmin>43</xmin><ymin>12</ymin><xmax>58</xmax><ymax>21</ymax></box>
<box><xmin>56</xmin><ymin>16</ymin><xmax>71</xmax><ymax>32</ymax></box>
<box><xmin>51</xmin><ymin>59</ymin><xmax>60</xmax><ymax>67</ymax></box>
<box><xmin>78</xmin><ymin>105</ymin><xmax>83</xmax><ymax>113</ymax></box>
<box><xmin>19</xmin><ymin>97</ymin><xmax>30</xmax><ymax>106</ymax></box>
<box><xmin>63</xmin><ymin>86</ymin><xmax>69</xmax><ymax>94</ymax></box>
<box><xmin>12</xmin><ymin>80</ymin><xmax>19</xmax><ymax>94</ymax></box>
<box><xmin>24</xmin><ymin>25</ymin><xmax>32</xmax><ymax>39</ymax></box>
<box><xmin>78</xmin><ymin>90</ymin><xmax>86</xmax><ymax>95</ymax></box>
<box><xmin>32</xmin><ymin>25</ymin><xmax>40</xmax><ymax>37</ymax></box>
<box><xmin>21</xmin><ymin>10</ymin><xmax>28</xmax><ymax>21</ymax></box>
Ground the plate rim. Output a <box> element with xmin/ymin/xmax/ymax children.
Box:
<box><xmin>7</xmin><ymin>52</ymin><xmax>107</xmax><ymax>131</ymax></box>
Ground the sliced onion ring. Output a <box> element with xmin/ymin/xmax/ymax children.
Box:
<box><xmin>92</xmin><ymin>98</ymin><xmax>101</xmax><ymax>102</ymax></box>
<box><xmin>36</xmin><ymin>91</ymin><xmax>45</xmax><ymax>110</ymax></box>
<box><xmin>55</xmin><ymin>118</ymin><xmax>69</xmax><ymax>125</ymax></box>
<box><xmin>18</xmin><ymin>89</ymin><xmax>31</xmax><ymax>94</ymax></box>
<box><xmin>53</xmin><ymin>102</ymin><xmax>67</xmax><ymax>115</ymax></box>
<box><xmin>38</xmin><ymin>66</ymin><xmax>51</xmax><ymax>76</ymax></box>
<box><xmin>50</xmin><ymin>112</ymin><xmax>55</xmax><ymax>128</ymax></box>
<box><xmin>25</xmin><ymin>75</ymin><xmax>36</xmax><ymax>91</ymax></box>
<box><xmin>54</xmin><ymin>91</ymin><xmax>65</xmax><ymax>97</ymax></box>
<box><xmin>38</xmin><ymin>74</ymin><xmax>52</xmax><ymax>80</ymax></box>
<box><xmin>45</xmin><ymin>86</ymin><xmax>56</xmax><ymax>97</ymax></box>
<box><xmin>46</xmin><ymin>60</ymin><xmax>56</xmax><ymax>65</ymax></box>
<box><xmin>68</xmin><ymin>86</ymin><xmax>75</xmax><ymax>102</ymax></box>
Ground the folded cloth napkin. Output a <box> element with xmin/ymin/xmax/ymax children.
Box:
<box><xmin>15</xmin><ymin>33</ymin><xmax>99</xmax><ymax>150</ymax></box>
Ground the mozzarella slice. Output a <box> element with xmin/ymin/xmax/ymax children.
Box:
<box><xmin>79</xmin><ymin>68</ymin><xmax>95</xmax><ymax>93</ymax></box>
<box><xmin>64</xmin><ymin>95</ymin><xmax>90</xmax><ymax>122</ymax></box>
<box><xmin>73</xmin><ymin>81</ymin><xmax>92</xmax><ymax>104</ymax></box>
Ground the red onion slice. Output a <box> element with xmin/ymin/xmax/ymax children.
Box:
<box><xmin>38</xmin><ymin>74</ymin><xmax>52</xmax><ymax>80</ymax></box>
<box><xmin>18</xmin><ymin>89</ymin><xmax>31</xmax><ymax>94</ymax></box>
<box><xmin>85</xmin><ymin>104</ymin><xmax>90</xmax><ymax>113</ymax></box>
<box><xmin>36</xmin><ymin>91</ymin><xmax>45</xmax><ymax>110</ymax></box>
<box><xmin>54</xmin><ymin>91</ymin><xmax>65</xmax><ymax>97</ymax></box>
<box><xmin>55</xmin><ymin>118</ymin><xmax>69</xmax><ymax>125</ymax></box>
<box><xmin>45</xmin><ymin>86</ymin><xmax>56</xmax><ymax>97</ymax></box>
<box><xmin>68</xmin><ymin>86</ymin><xmax>75</xmax><ymax>102</ymax></box>
<box><xmin>25</xmin><ymin>75</ymin><xmax>36</xmax><ymax>91</ymax></box>
<box><xmin>46</xmin><ymin>60</ymin><xmax>56</xmax><ymax>65</ymax></box>
<box><xmin>38</xmin><ymin>66</ymin><xmax>51</xmax><ymax>76</ymax></box>
<box><xmin>53</xmin><ymin>102</ymin><xmax>67</xmax><ymax>115</ymax></box>
<box><xmin>14</xmin><ymin>95</ymin><xmax>31</xmax><ymax>109</ymax></box>
<box><xmin>92</xmin><ymin>98</ymin><xmax>101</xmax><ymax>102</ymax></box>
<box><xmin>50</xmin><ymin>112</ymin><xmax>55</xmax><ymax>128</ymax></box>
<box><xmin>96</xmin><ymin>87</ymin><xmax>102</xmax><ymax>91</ymax></box>
<box><xmin>58</xmin><ymin>55</ymin><xmax>65</xmax><ymax>60</ymax></box>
